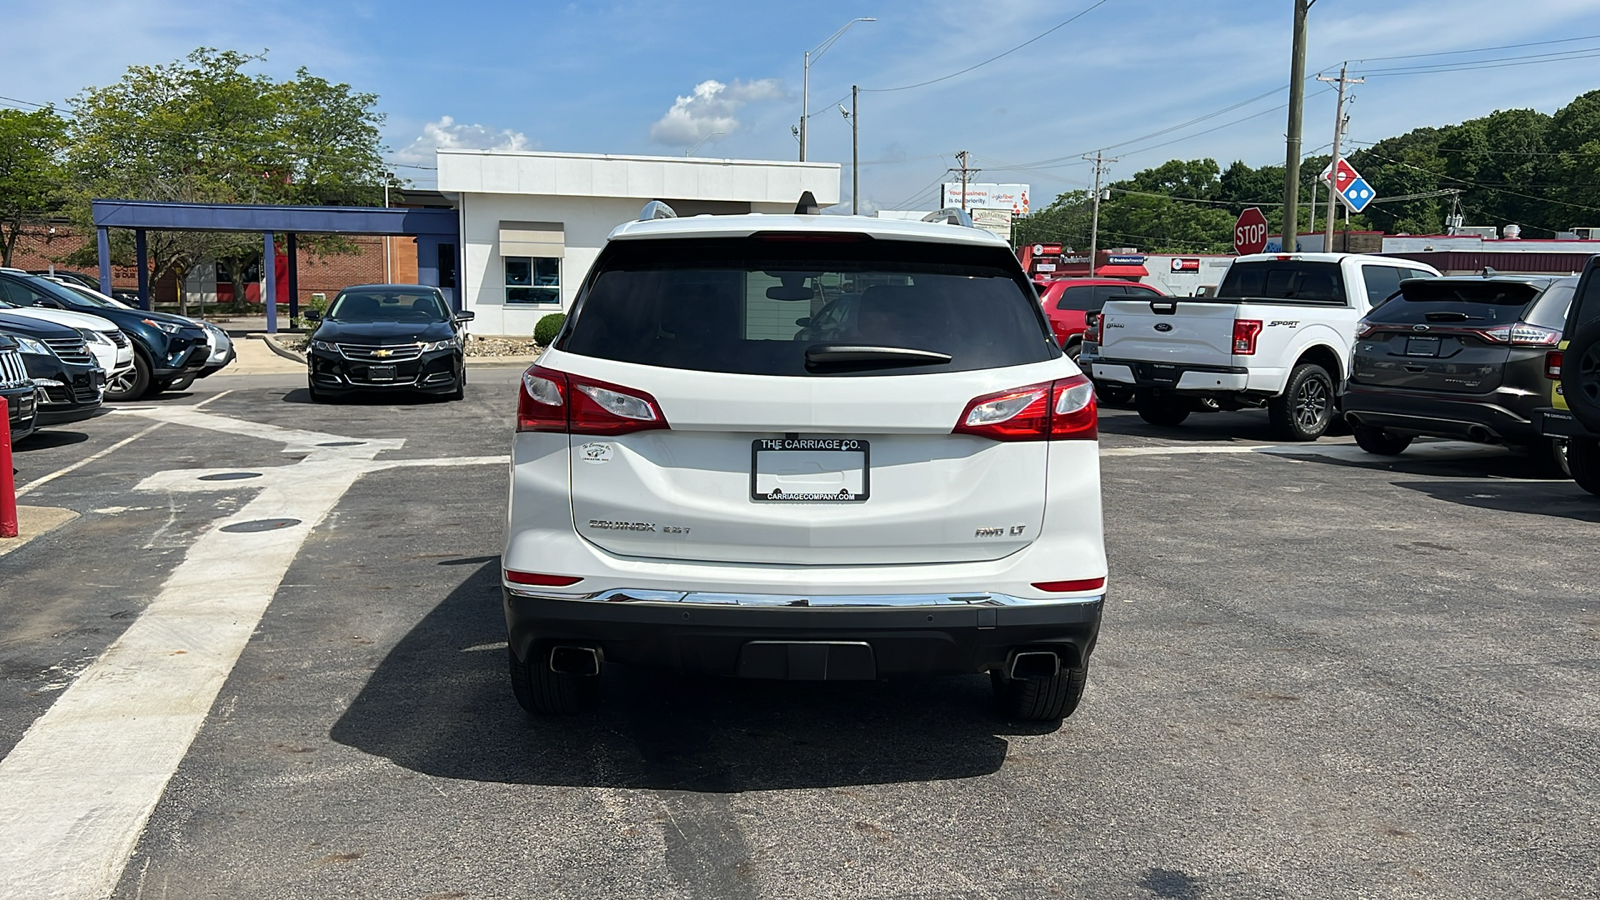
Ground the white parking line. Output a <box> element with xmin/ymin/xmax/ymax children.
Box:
<box><xmin>15</xmin><ymin>422</ymin><xmax>166</xmax><ymax>498</ymax></box>
<box><xmin>0</xmin><ymin>406</ymin><xmax>498</xmax><ymax>900</ymax></box>
<box><xmin>15</xmin><ymin>393</ymin><xmax>233</xmax><ymax>499</ymax></box>
<box><xmin>1100</xmin><ymin>440</ymin><xmax>1505</xmax><ymax>462</ymax></box>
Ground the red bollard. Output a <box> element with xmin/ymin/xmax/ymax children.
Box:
<box><xmin>1</xmin><ymin>396</ymin><xmax>16</xmax><ymax>538</ymax></box>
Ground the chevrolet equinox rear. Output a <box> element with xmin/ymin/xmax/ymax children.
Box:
<box><xmin>502</xmin><ymin>204</ymin><xmax>1107</xmax><ymax>720</ymax></box>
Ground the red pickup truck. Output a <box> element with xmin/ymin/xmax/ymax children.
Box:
<box><xmin>1038</xmin><ymin>278</ymin><xmax>1166</xmax><ymax>361</ymax></box>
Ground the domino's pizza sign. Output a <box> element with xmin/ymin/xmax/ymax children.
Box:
<box><xmin>1323</xmin><ymin>158</ymin><xmax>1378</xmax><ymax>214</ymax></box>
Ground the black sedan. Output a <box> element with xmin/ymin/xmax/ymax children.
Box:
<box><xmin>305</xmin><ymin>285</ymin><xmax>473</xmax><ymax>402</ymax></box>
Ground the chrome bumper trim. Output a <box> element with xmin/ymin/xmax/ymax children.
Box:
<box><xmin>503</xmin><ymin>586</ymin><xmax>1105</xmax><ymax>607</ymax></box>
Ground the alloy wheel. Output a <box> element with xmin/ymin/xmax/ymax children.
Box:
<box><xmin>1295</xmin><ymin>377</ymin><xmax>1329</xmax><ymax>432</ymax></box>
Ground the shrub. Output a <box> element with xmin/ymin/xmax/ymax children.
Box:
<box><xmin>534</xmin><ymin>312</ymin><xmax>567</xmax><ymax>346</ymax></box>
<box><xmin>290</xmin><ymin>293</ymin><xmax>330</xmax><ymax>331</ymax></box>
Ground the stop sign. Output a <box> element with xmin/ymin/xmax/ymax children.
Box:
<box><xmin>1233</xmin><ymin>207</ymin><xmax>1269</xmax><ymax>256</ymax></box>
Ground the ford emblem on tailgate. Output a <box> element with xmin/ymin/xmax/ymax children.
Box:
<box><xmin>1154</xmin><ymin>323</ymin><xmax>1173</xmax><ymax>332</ymax></box>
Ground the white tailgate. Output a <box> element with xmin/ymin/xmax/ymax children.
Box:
<box><xmin>1098</xmin><ymin>299</ymin><xmax>1239</xmax><ymax>367</ymax></box>
<box><xmin>546</xmin><ymin>350</ymin><xmax>1071</xmax><ymax>566</ymax></box>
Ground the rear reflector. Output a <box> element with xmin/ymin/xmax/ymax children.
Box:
<box><xmin>1032</xmin><ymin>577</ymin><xmax>1106</xmax><ymax>593</ymax></box>
<box><xmin>1546</xmin><ymin>350</ymin><xmax>1563</xmax><ymax>380</ymax></box>
<box><xmin>504</xmin><ymin>570</ymin><xmax>584</xmax><ymax>587</ymax></box>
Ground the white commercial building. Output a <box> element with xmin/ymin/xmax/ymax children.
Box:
<box><xmin>438</xmin><ymin>150</ymin><xmax>841</xmax><ymax>335</ymax></box>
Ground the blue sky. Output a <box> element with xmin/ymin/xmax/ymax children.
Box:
<box><xmin>5</xmin><ymin>0</ymin><xmax>1599</xmax><ymax>212</ymax></box>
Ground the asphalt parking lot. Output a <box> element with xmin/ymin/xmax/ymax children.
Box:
<box><xmin>2</xmin><ymin>369</ymin><xmax>1598</xmax><ymax>899</ymax></box>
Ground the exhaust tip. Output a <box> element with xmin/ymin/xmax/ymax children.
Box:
<box><xmin>549</xmin><ymin>645</ymin><xmax>602</xmax><ymax>676</ymax></box>
<box><xmin>1008</xmin><ymin>651</ymin><xmax>1060</xmax><ymax>680</ymax></box>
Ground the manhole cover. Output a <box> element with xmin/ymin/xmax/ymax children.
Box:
<box><xmin>317</xmin><ymin>441</ymin><xmax>365</xmax><ymax>447</ymax></box>
<box><xmin>220</xmin><ymin>518</ymin><xmax>302</xmax><ymax>533</ymax></box>
<box><xmin>198</xmin><ymin>472</ymin><xmax>262</xmax><ymax>481</ymax></box>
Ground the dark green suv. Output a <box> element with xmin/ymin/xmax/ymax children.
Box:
<box><xmin>1538</xmin><ymin>254</ymin><xmax>1600</xmax><ymax>494</ymax></box>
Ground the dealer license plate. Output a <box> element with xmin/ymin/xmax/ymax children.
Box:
<box><xmin>368</xmin><ymin>365</ymin><xmax>397</xmax><ymax>381</ymax></box>
<box><xmin>750</xmin><ymin>438</ymin><xmax>869</xmax><ymax>502</ymax></box>
<box><xmin>1404</xmin><ymin>336</ymin><xmax>1441</xmax><ymax>357</ymax></box>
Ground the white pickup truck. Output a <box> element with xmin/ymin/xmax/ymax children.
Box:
<box><xmin>1088</xmin><ymin>253</ymin><xmax>1441</xmax><ymax>440</ymax></box>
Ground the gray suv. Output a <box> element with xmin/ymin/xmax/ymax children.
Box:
<box><xmin>1343</xmin><ymin>274</ymin><xmax>1577</xmax><ymax>474</ymax></box>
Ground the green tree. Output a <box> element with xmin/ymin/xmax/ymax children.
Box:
<box><xmin>65</xmin><ymin>48</ymin><xmax>392</xmax><ymax>309</ymax></box>
<box><xmin>0</xmin><ymin>107</ymin><xmax>69</xmax><ymax>267</ymax></box>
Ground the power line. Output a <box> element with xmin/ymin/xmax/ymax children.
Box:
<box><xmin>1361</xmin><ymin>46</ymin><xmax>1600</xmax><ymax>77</ymax></box>
<box><xmin>860</xmin><ymin>0</ymin><xmax>1114</xmax><ymax>94</ymax></box>
<box><xmin>1352</xmin><ymin>32</ymin><xmax>1600</xmax><ymax>63</ymax></box>
<box><xmin>0</xmin><ymin>94</ymin><xmax>53</xmax><ymax>110</ymax></box>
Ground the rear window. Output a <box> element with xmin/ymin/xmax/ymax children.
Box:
<box><xmin>1217</xmin><ymin>261</ymin><xmax>1347</xmax><ymax>304</ymax></box>
<box><xmin>1363</xmin><ymin>279</ymin><xmax>1546</xmax><ymax>326</ymax></box>
<box><xmin>561</xmin><ymin>236</ymin><xmax>1056</xmax><ymax>376</ymax></box>
<box><xmin>1526</xmin><ymin>279</ymin><xmax>1577</xmax><ymax>329</ymax></box>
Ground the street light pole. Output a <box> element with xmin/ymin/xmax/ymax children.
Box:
<box><xmin>799</xmin><ymin>17</ymin><xmax>874</xmax><ymax>162</ymax></box>
<box><xmin>382</xmin><ymin>173</ymin><xmax>394</xmax><ymax>283</ymax></box>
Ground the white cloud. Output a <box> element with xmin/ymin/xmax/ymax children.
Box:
<box><xmin>649</xmin><ymin>78</ymin><xmax>785</xmax><ymax>147</ymax></box>
<box><xmin>392</xmin><ymin>116</ymin><xmax>535</xmax><ymax>165</ymax></box>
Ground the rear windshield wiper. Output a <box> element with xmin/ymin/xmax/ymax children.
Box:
<box><xmin>1423</xmin><ymin>311</ymin><xmax>1477</xmax><ymax>322</ymax></box>
<box><xmin>804</xmin><ymin>344</ymin><xmax>953</xmax><ymax>367</ymax></box>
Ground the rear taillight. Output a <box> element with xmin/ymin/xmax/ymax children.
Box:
<box><xmin>1084</xmin><ymin>313</ymin><xmax>1102</xmax><ymax>344</ymax></box>
<box><xmin>1232</xmin><ymin>319</ymin><xmax>1263</xmax><ymax>355</ymax></box>
<box><xmin>1546</xmin><ymin>350</ymin><xmax>1564</xmax><ymax>380</ymax></box>
<box><xmin>1355</xmin><ymin>320</ymin><xmax>1380</xmax><ymax>339</ymax></box>
<box><xmin>518</xmin><ymin>366</ymin><xmax>568</xmax><ymax>432</ymax></box>
<box><xmin>954</xmin><ymin>374</ymin><xmax>1097</xmax><ymax>442</ymax></box>
<box><xmin>1475</xmin><ymin>323</ymin><xmax>1563</xmax><ymax>347</ymax></box>
<box><xmin>504</xmin><ymin>569</ymin><xmax>584</xmax><ymax>587</ymax></box>
<box><xmin>517</xmin><ymin>364</ymin><xmax>669</xmax><ymax>435</ymax></box>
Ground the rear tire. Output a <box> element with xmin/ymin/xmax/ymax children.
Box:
<box><xmin>1135</xmin><ymin>390</ymin><xmax>1190</xmax><ymax>427</ymax></box>
<box><xmin>992</xmin><ymin>664</ymin><xmax>1087</xmax><ymax>721</ymax></box>
<box><xmin>1568</xmin><ymin>438</ymin><xmax>1600</xmax><ymax>497</ymax></box>
<box><xmin>509</xmin><ymin>645</ymin><xmax>600</xmax><ymax>715</ymax></box>
<box><xmin>1524</xmin><ymin>437</ymin><xmax>1570</xmax><ymax>479</ymax></box>
<box><xmin>1353</xmin><ymin>424</ymin><xmax>1412</xmax><ymax>456</ymax></box>
<box><xmin>1268</xmin><ymin>363</ymin><xmax>1334</xmax><ymax>441</ymax></box>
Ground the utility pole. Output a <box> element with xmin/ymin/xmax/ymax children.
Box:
<box><xmin>1083</xmin><ymin>151</ymin><xmax>1117</xmax><ymax>277</ymax></box>
<box><xmin>1318</xmin><ymin>63</ymin><xmax>1363</xmax><ymax>250</ymax></box>
<box><xmin>1282</xmin><ymin>0</ymin><xmax>1315</xmax><ymax>252</ymax></box>
<box><xmin>850</xmin><ymin>86</ymin><xmax>860</xmax><ymax>214</ymax></box>
<box><xmin>948</xmin><ymin>150</ymin><xmax>979</xmax><ymax>213</ymax></box>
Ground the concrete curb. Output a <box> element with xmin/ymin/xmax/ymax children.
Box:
<box><xmin>0</xmin><ymin>506</ymin><xmax>79</xmax><ymax>556</ymax></box>
<box><xmin>244</xmin><ymin>334</ymin><xmax>541</xmax><ymax>368</ymax></box>
<box><xmin>250</xmin><ymin>334</ymin><xmax>306</xmax><ymax>364</ymax></box>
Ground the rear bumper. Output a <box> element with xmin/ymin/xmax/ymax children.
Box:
<box><xmin>1091</xmin><ymin>358</ymin><xmax>1254</xmax><ymax>392</ymax></box>
<box><xmin>1344</xmin><ymin>384</ymin><xmax>1542</xmax><ymax>442</ymax></box>
<box><xmin>504</xmin><ymin>588</ymin><xmax>1103</xmax><ymax>678</ymax></box>
<box><xmin>1538</xmin><ymin>407</ymin><xmax>1597</xmax><ymax>440</ymax></box>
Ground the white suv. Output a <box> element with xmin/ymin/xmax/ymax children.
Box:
<box><xmin>503</xmin><ymin>202</ymin><xmax>1107</xmax><ymax>720</ymax></box>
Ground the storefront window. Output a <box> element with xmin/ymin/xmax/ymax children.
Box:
<box><xmin>505</xmin><ymin>256</ymin><xmax>560</xmax><ymax>305</ymax></box>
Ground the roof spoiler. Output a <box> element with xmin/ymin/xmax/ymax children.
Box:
<box><xmin>795</xmin><ymin>191</ymin><xmax>821</xmax><ymax>215</ymax></box>
<box><xmin>639</xmin><ymin>200</ymin><xmax>677</xmax><ymax>221</ymax></box>
<box><xmin>922</xmin><ymin>207</ymin><xmax>975</xmax><ymax>227</ymax></box>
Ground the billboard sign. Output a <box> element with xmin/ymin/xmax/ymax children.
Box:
<box><xmin>942</xmin><ymin>183</ymin><xmax>1031</xmax><ymax>214</ymax></box>
<box><xmin>970</xmin><ymin>208</ymin><xmax>1014</xmax><ymax>241</ymax></box>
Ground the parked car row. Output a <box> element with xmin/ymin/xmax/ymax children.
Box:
<box><xmin>0</xmin><ymin>267</ymin><xmax>236</xmax><ymax>443</ymax></box>
<box><xmin>1075</xmin><ymin>251</ymin><xmax>1600</xmax><ymax>493</ymax></box>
